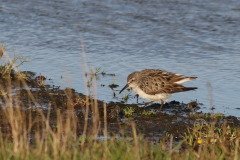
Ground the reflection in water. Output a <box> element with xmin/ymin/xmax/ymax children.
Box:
<box><xmin>0</xmin><ymin>0</ymin><xmax>240</xmax><ymax>116</ymax></box>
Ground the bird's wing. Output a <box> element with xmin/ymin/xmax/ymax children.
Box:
<box><xmin>139</xmin><ymin>73</ymin><xmax>197</xmax><ymax>95</ymax></box>
<box><xmin>141</xmin><ymin>69</ymin><xmax>197</xmax><ymax>84</ymax></box>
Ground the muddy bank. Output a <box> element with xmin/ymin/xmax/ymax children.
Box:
<box><xmin>0</xmin><ymin>71</ymin><xmax>239</xmax><ymax>144</ymax></box>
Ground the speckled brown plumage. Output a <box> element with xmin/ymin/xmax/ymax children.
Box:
<box><xmin>126</xmin><ymin>69</ymin><xmax>197</xmax><ymax>95</ymax></box>
<box><xmin>120</xmin><ymin>69</ymin><xmax>198</xmax><ymax>112</ymax></box>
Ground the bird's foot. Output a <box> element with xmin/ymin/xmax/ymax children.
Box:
<box><xmin>136</xmin><ymin>101</ymin><xmax>153</xmax><ymax>106</ymax></box>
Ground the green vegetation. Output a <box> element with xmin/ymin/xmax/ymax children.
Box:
<box><xmin>123</xmin><ymin>106</ymin><xmax>135</xmax><ymax>116</ymax></box>
<box><xmin>0</xmin><ymin>44</ymin><xmax>29</xmax><ymax>80</ymax></box>
<box><xmin>0</xmin><ymin>102</ymin><xmax>239</xmax><ymax>160</ymax></box>
<box><xmin>89</xmin><ymin>66</ymin><xmax>101</xmax><ymax>75</ymax></box>
<box><xmin>121</xmin><ymin>92</ymin><xmax>129</xmax><ymax>103</ymax></box>
<box><xmin>183</xmin><ymin>120</ymin><xmax>240</xmax><ymax>159</ymax></box>
<box><xmin>142</xmin><ymin>109</ymin><xmax>155</xmax><ymax>116</ymax></box>
<box><xmin>189</xmin><ymin>112</ymin><xmax>225</xmax><ymax>119</ymax></box>
<box><xmin>35</xmin><ymin>73</ymin><xmax>46</xmax><ymax>87</ymax></box>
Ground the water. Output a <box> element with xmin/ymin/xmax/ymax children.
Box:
<box><xmin>0</xmin><ymin>0</ymin><xmax>240</xmax><ymax>116</ymax></box>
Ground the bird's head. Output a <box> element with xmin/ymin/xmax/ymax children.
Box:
<box><xmin>119</xmin><ymin>71</ymin><xmax>140</xmax><ymax>94</ymax></box>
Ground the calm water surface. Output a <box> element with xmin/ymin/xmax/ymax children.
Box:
<box><xmin>0</xmin><ymin>0</ymin><xmax>240</xmax><ymax>116</ymax></box>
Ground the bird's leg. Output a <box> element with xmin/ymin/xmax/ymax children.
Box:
<box><xmin>136</xmin><ymin>101</ymin><xmax>153</xmax><ymax>106</ymax></box>
<box><xmin>144</xmin><ymin>101</ymin><xmax>153</xmax><ymax>107</ymax></box>
<box><xmin>136</xmin><ymin>94</ymin><xmax>139</xmax><ymax>103</ymax></box>
<box><xmin>159</xmin><ymin>100</ymin><xmax>164</xmax><ymax>112</ymax></box>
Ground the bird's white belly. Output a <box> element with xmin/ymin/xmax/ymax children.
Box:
<box><xmin>132</xmin><ymin>87</ymin><xmax>172</xmax><ymax>102</ymax></box>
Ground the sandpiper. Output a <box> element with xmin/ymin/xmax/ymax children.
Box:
<box><xmin>119</xmin><ymin>69</ymin><xmax>197</xmax><ymax>112</ymax></box>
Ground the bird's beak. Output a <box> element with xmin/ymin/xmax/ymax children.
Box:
<box><xmin>119</xmin><ymin>83</ymin><xmax>129</xmax><ymax>94</ymax></box>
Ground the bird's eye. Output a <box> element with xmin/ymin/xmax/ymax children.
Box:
<box><xmin>131</xmin><ymin>79</ymin><xmax>134</xmax><ymax>82</ymax></box>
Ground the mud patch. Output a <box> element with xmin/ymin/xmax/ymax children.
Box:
<box><xmin>0</xmin><ymin>72</ymin><xmax>239</xmax><ymax>145</ymax></box>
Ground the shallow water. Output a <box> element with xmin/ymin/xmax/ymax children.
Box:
<box><xmin>0</xmin><ymin>0</ymin><xmax>240</xmax><ymax>116</ymax></box>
